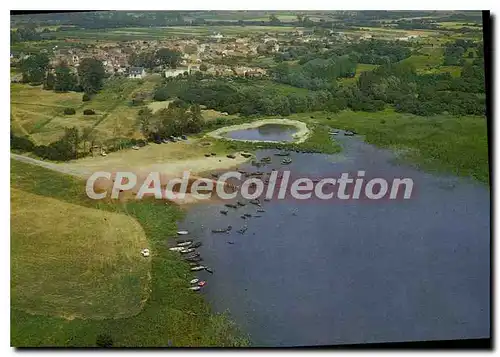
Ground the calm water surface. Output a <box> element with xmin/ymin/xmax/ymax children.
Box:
<box><xmin>223</xmin><ymin>124</ymin><xmax>298</xmax><ymax>142</ymax></box>
<box><xmin>176</xmin><ymin>130</ymin><xmax>490</xmax><ymax>346</ymax></box>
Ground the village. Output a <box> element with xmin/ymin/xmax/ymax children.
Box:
<box><xmin>11</xmin><ymin>27</ymin><xmax>393</xmax><ymax>81</ymax></box>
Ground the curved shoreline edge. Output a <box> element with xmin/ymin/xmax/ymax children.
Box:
<box><xmin>205</xmin><ymin>119</ymin><xmax>310</xmax><ymax>144</ymax></box>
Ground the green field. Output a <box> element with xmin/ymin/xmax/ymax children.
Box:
<box><xmin>10</xmin><ymin>159</ymin><xmax>249</xmax><ymax>347</ymax></box>
<box><xmin>40</xmin><ymin>25</ymin><xmax>302</xmax><ymax>42</ymax></box>
<box><xmin>11</xmin><ymin>188</ymin><xmax>150</xmax><ymax>320</ymax></box>
<box><xmin>11</xmin><ymin>78</ymin><xmax>162</xmax><ymax>145</ymax></box>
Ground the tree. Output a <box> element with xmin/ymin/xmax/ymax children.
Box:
<box><xmin>20</xmin><ymin>53</ymin><xmax>50</xmax><ymax>84</ymax></box>
<box><xmin>78</xmin><ymin>58</ymin><xmax>105</xmax><ymax>94</ymax></box>
<box><xmin>156</xmin><ymin>48</ymin><xmax>182</xmax><ymax>69</ymax></box>
<box><xmin>61</xmin><ymin>127</ymin><xmax>80</xmax><ymax>159</ymax></box>
<box><xmin>81</xmin><ymin>127</ymin><xmax>94</xmax><ymax>154</ymax></box>
<box><xmin>43</xmin><ymin>72</ymin><xmax>55</xmax><ymax>90</ymax></box>
<box><xmin>199</xmin><ymin>63</ymin><xmax>208</xmax><ymax>72</ymax></box>
<box><xmin>136</xmin><ymin>107</ymin><xmax>153</xmax><ymax>138</ymax></box>
<box><xmin>54</xmin><ymin>62</ymin><xmax>77</xmax><ymax>92</ymax></box>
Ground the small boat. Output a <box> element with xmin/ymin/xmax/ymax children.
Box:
<box><xmin>205</xmin><ymin>267</ymin><xmax>214</xmax><ymax>274</ymax></box>
<box><xmin>261</xmin><ymin>156</ymin><xmax>271</xmax><ymax>162</ymax></box>
<box><xmin>257</xmin><ymin>209</ymin><xmax>265</xmax><ymax>213</ymax></box>
<box><xmin>132</xmin><ymin>145</ymin><xmax>140</xmax><ymax>150</ymax></box>
<box><xmin>244</xmin><ymin>213</ymin><xmax>252</xmax><ymax>218</ymax></box>
<box><xmin>180</xmin><ymin>248</ymin><xmax>195</xmax><ymax>254</ymax></box>
<box><xmin>198</xmin><ymin>281</ymin><xmax>207</xmax><ymax>287</ymax></box>
<box><xmin>169</xmin><ymin>247</ymin><xmax>186</xmax><ymax>252</ymax></box>
<box><xmin>177</xmin><ymin>231</ymin><xmax>189</xmax><ymax>235</ymax></box>
<box><xmin>240</xmin><ymin>215</ymin><xmax>247</xmax><ymax>220</ymax></box>
<box><xmin>237</xmin><ymin>170</ymin><xmax>247</xmax><ymax>174</ymax></box>
<box><xmin>188</xmin><ymin>286</ymin><xmax>201</xmax><ymax>291</ymax></box>
<box><xmin>205</xmin><ymin>153</ymin><xmax>211</xmax><ymax>157</ymax></box>
<box><xmin>250</xmin><ymin>199</ymin><xmax>261</xmax><ymax>206</ymax></box>
<box><xmin>254</xmin><ymin>215</ymin><xmax>262</xmax><ymax>218</ymax></box>
<box><xmin>185</xmin><ymin>256</ymin><xmax>203</xmax><ymax>262</ymax></box>
<box><xmin>211</xmin><ymin>225</ymin><xmax>232</xmax><ymax>233</ymax></box>
<box><xmin>344</xmin><ymin>130</ymin><xmax>355</xmax><ymax>136</ymax></box>
<box><xmin>241</xmin><ymin>152</ymin><xmax>252</xmax><ymax>158</ymax></box>
<box><xmin>237</xmin><ymin>226</ymin><xmax>248</xmax><ymax>234</ymax></box>
<box><xmin>220</xmin><ymin>210</ymin><xmax>228</xmax><ymax>215</ymax></box>
<box><xmin>177</xmin><ymin>241</ymin><xmax>193</xmax><ymax>247</ymax></box>
<box><xmin>281</xmin><ymin>158</ymin><xmax>292</xmax><ymax>165</ymax></box>
<box><xmin>190</xmin><ymin>278</ymin><xmax>200</xmax><ymax>284</ymax></box>
<box><xmin>225</xmin><ymin>203</ymin><xmax>238</xmax><ymax>209</ymax></box>
<box><xmin>237</xmin><ymin>201</ymin><xmax>246</xmax><ymax>207</ymax></box>
<box><xmin>189</xmin><ymin>242</ymin><xmax>202</xmax><ymax>249</ymax></box>
<box><xmin>227</xmin><ymin>154</ymin><xmax>236</xmax><ymax>159</ymax></box>
<box><xmin>184</xmin><ymin>252</ymin><xmax>201</xmax><ymax>259</ymax></box>
<box><xmin>191</xmin><ymin>265</ymin><xmax>206</xmax><ymax>271</ymax></box>
<box><xmin>275</xmin><ymin>151</ymin><xmax>290</xmax><ymax>157</ymax></box>
<box><xmin>210</xmin><ymin>152</ymin><xmax>216</xmax><ymax>156</ymax></box>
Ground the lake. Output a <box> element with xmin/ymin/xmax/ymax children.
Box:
<box><xmin>223</xmin><ymin>123</ymin><xmax>299</xmax><ymax>142</ymax></box>
<box><xmin>176</xmin><ymin>130</ymin><xmax>490</xmax><ymax>346</ymax></box>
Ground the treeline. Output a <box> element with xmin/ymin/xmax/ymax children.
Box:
<box><xmin>19</xmin><ymin>53</ymin><xmax>105</xmax><ymax>96</ymax></box>
<box><xmin>154</xmin><ymin>78</ymin><xmax>351</xmax><ymax>116</ymax></box>
<box><xmin>355</xmin><ymin>61</ymin><xmax>485</xmax><ymax>116</ymax></box>
<box><xmin>10</xmin><ymin>26</ymin><xmax>43</xmax><ymax>43</ymax></box>
<box><xmin>11</xmin><ymin>127</ymin><xmax>89</xmax><ymax>161</ymax></box>
<box><xmin>153</xmin><ymin>56</ymin><xmax>485</xmax><ymax>117</ymax></box>
<box><xmin>136</xmin><ymin>101</ymin><xmax>204</xmax><ymax>141</ymax></box>
<box><xmin>270</xmin><ymin>55</ymin><xmax>356</xmax><ymax>91</ymax></box>
<box><xmin>443</xmin><ymin>39</ymin><xmax>482</xmax><ymax>66</ymax></box>
<box><xmin>346</xmin><ymin>40</ymin><xmax>412</xmax><ymax>64</ymax></box>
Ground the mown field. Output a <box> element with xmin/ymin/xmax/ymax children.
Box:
<box><xmin>11</xmin><ymin>159</ymin><xmax>249</xmax><ymax>347</ymax></box>
<box><xmin>11</xmin><ymin>188</ymin><xmax>150</xmax><ymax>320</ymax></box>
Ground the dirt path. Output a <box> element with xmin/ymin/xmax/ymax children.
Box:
<box><xmin>11</xmin><ymin>142</ymin><xmax>250</xmax><ymax>205</ymax></box>
<box><xmin>11</xmin><ymin>153</ymin><xmax>91</xmax><ymax>178</ymax></box>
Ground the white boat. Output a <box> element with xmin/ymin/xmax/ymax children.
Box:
<box><xmin>132</xmin><ymin>145</ymin><xmax>140</xmax><ymax>150</ymax></box>
<box><xmin>188</xmin><ymin>286</ymin><xmax>201</xmax><ymax>291</ymax></box>
<box><xmin>180</xmin><ymin>248</ymin><xmax>195</xmax><ymax>254</ymax></box>
<box><xmin>190</xmin><ymin>265</ymin><xmax>206</xmax><ymax>271</ymax></box>
<box><xmin>177</xmin><ymin>231</ymin><xmax>189</xmax><ymax>235</ymax></box>
<box><xmin>169</xmin><ymin>247</ymin><xmax>185</xmax><ymax>252</ymax></box>
<box><xmin>177</xmin><ymin>241</ymin><xmax>193</xmax><ymax>247</ymax></box>
<box><xmin>190</xmin><ymin>278</ymin><xmax>200</xmax><ymax>284</ymax></box>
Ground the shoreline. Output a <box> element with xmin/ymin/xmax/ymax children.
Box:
<box><xmin>205</xmin><ymin>119</ymin><xmax>310</xmax><ymax>144</ymax></box>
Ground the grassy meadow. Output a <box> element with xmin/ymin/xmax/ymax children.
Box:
<box><xmin>289</xmin><ymin>110</ymin><xmax>489</xmax><ymax>184</ymax></box>
<box><xmin>10</xmin><ymin>159</ymin><xmax>249</xmax><ymax>347</ymax></box>
<box><xmin>11</xmin><ymin>188</ymin><xmax>150</xmax><ymax>320</ymax></box>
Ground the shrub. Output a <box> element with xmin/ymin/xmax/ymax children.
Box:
<box><xmin>153</xmin><ymin>88</ymin><xmax>169</xmax><ymax>101</ymax></box>
<box><xmin>82</xmin><ymin>93</ymin><xmax>91</xmax><ymax>102</ymax></box>
<box><xmin>96</xmin><ymin>334</ymin><xmax>113</xmax><ymax>347</ymax></box>
<box><xmin>64</xmin><ymin>108</ymin><xmax>76</xmax><ymax>115</ymax></box>
<box><xmin>83</xmin><ymin>109</ymin><xmax>95</xmax><ymax>115</ymax></box>
<box><xmin>11</xmin><ymin>133</ymin><xmax>35</xmax><ymax>152</ymax></box>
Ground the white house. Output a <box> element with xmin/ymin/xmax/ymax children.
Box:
<box><xmin>129</xmin><ymin>67</ymin><xmax>146</xmax><ymax>79</ymax></box>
